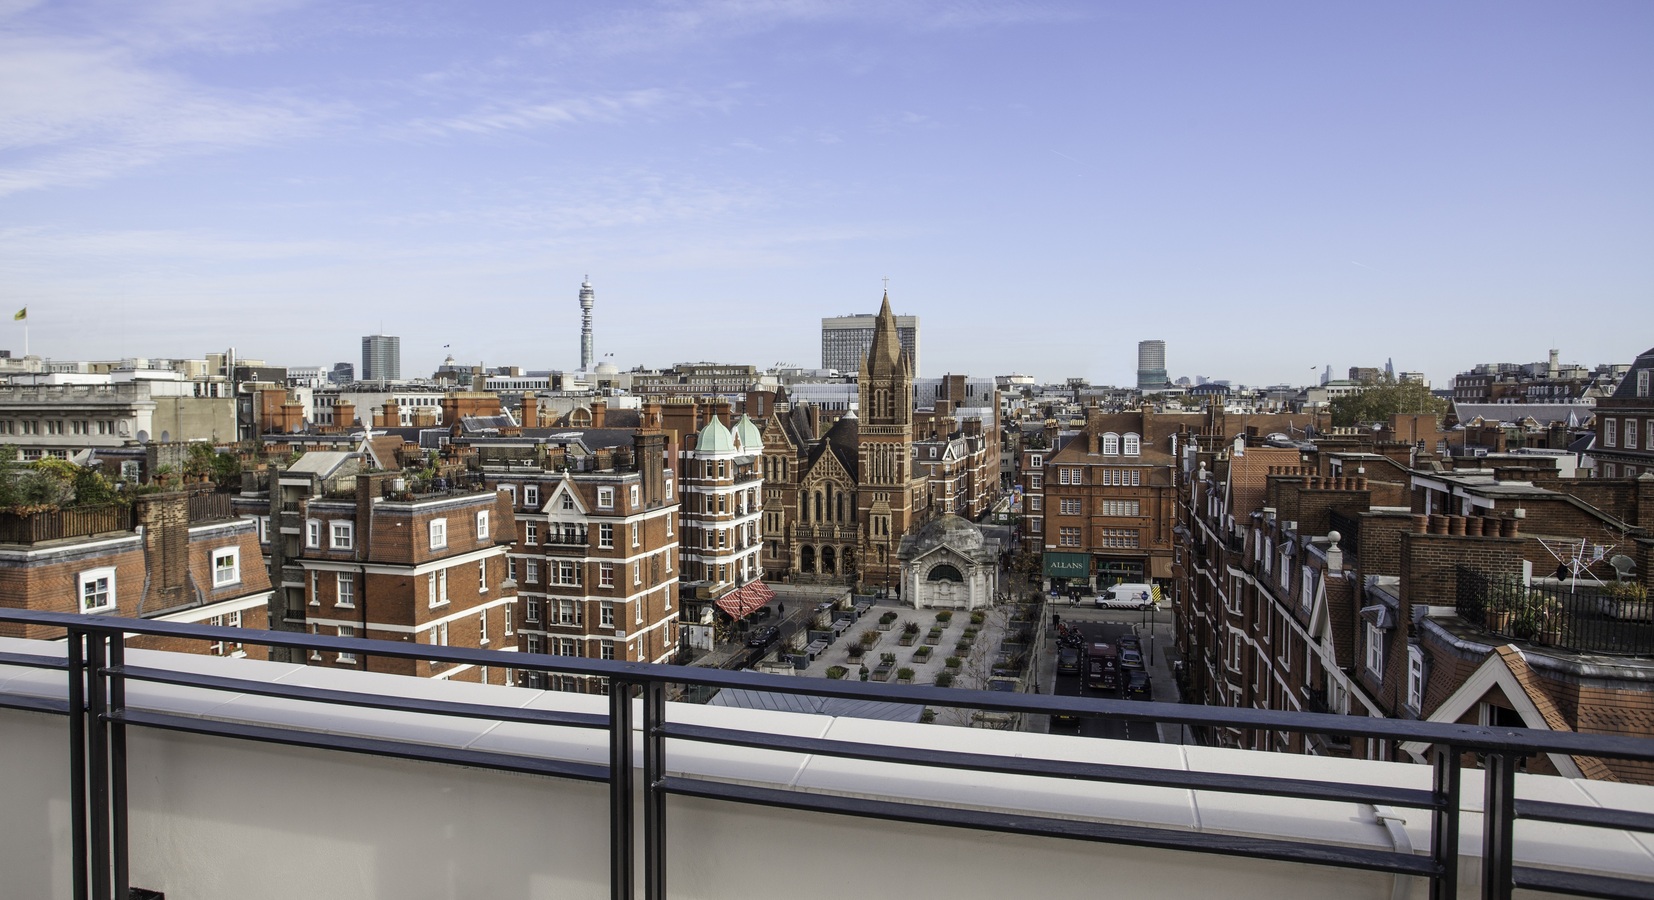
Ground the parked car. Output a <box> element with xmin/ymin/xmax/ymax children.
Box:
<box><xmin>1120</xmin><ymin>648</ymin><xmax>1144</xmax><ymax>670</ymax></box>
<box><xmin>745</xmin><ymin>626</ymin><xmax>781</xmax><ymax>648</ymax></box>
<box><xmin>1123</xmin><ymin>669</ymin><xmax>1151</xmax><ymax>699</ymax></box>
<box><xmin>1116</xmin><ymin>634</ymin><xmax>1141</xmax><ymax>653</ymax></box>
<box><xmin>1096</xmin><ymin>583</ymin><xmax>1155</xmax><ymax>610</ymax></box>
<box><xmin>1056</xmin><ymin>645</ymin><xmax>1081</xmax><ymax>675</ymax></box>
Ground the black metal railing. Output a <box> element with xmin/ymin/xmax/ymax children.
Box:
<box><xmin>2</xmin><ymin>608</ymin><xmax>1652</xmax><ymax>900</ymax></box>
<box><xmin>1455</xmin><ymin>567</ymin><xmax>1654</xmax><ymax>655</ymax></box>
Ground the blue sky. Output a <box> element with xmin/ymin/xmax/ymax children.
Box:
<box><xmin>2</xmin><ymin>1</ymin><xmax>1650</xmax><ymax>387</ymax></box>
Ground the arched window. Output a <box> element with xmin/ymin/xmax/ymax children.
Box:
<box><xmin>814</xmin><ymin>491</ymin><xmax>824</xmax><ymax>522</ymax></box>
<box><xmin>801</xmin><ymin>546</ymin><xmax>816</xmax><ymax>573</ymax></box>
<box><xmin>822</xmin><ymin>546</ymin><xmax>837</xmax><ymax>574</ymax></box>
<box><xmin>836</xmin><ymin>491</ymin><xmax>845</xmax><ymax>523</ymax></box>
<box><xmin>927</xmin><ymin>564</ymin><xmax>964</xmax><ymax>582</ymax></box>
<box><xmin>1102</xmin><ymin>433</ymin><xmax>1120</xmax><ymax>455</ymax></box>
<box><xmin>1123</xmin><ymin>433</ymin><xmax>1141</xmax><ymax>456</ymax></box>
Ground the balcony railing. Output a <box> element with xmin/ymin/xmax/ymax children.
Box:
<box><xmin>0</xmin><ymin>503</ymin><xmax>134</xmax><ymax>544</ymax></box>
<box><xmin>1455</xmin><ymin>567</ymin><xmax>1654</xmax><ymax>655</ymax></box>
<box><xmin>2</xmin><ymin>608</ymin><xmax>1652</xmax><ymax>900</ymax></box>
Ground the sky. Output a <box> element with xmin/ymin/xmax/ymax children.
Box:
<box><xmin>2</xmin><ymin>1</ymin><xmax>1651</xmax><ymax>388</ymax></box>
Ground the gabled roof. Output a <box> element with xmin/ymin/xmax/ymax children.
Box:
<box><xmin>1605</xmin><ymin>346</ymin><xmax>1654</xmax><ymax>402</ymax></box>
<box><xmin>1399</xmin><ymin>645</ymin><xmax>1610</xmax><ymax>780</ymax></box>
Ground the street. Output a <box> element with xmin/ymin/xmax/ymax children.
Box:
<box><xmin>1044</xmin><ymin>604</ymin><xmax>1178</xmax><ymax>742</ymax></box>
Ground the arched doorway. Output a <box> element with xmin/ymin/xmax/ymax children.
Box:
<box><xmin>822</xmin><ymin>546</ymin><xmax>837</xmax><ymax>575</ymax></box>
<box><xmin>800</xmin><ymin>545</ymin><xmax>816</xmax><ymax>574</ymax></box>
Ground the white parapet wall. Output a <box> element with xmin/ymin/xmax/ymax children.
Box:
<box><xmin>2</xmin><ymin>637</ymin><xmax>1651</xmax><ymax>900</ymax></box>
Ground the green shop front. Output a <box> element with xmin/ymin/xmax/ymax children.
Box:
<box><xmin>1042</xmin><ymin>551</ymin><xmax>1089</xmax><ymax>593</ymax></box>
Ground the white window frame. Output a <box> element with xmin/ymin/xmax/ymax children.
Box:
<box><xmin>524</xmin><ymin>485</ymin><xmax>539</xmax><ymax>508</ymax></box>
<box><xmin>1102</xmin><ymin>433</ymin><xmax>1120</xmax><ymax>455</ymax></box>
<box><xmin>599</xmin><ymin>524</ymin><xmax>614</xmax><ymax>548</ymax></box>
<box><xmin>429</xmin><ymin>518</ymin><xmax>448</xmax><ymax>550</ymax></box>
<box><xmin>79</xmin><ymin>567</ymin><xmax>117</xmax><ymax>613</ymax></box>
<box><xmin>330</xmin><ymin>521</ymin><xmax>353</xmax><ymax>550</ymax></box>
<box><xmin>598</xmin><ymin>487</ymin><xmax>614</xmax><ymax>509</ymax></box>
<box><xmin>306</xmin><ymin>519</ymin><xmax>321</xmax><ymax>549</ymax></box>
<box><xmin>1406</xmin><ymin>645</ymin><xmax>1425</xmax><ymax>713</ymax></box>
<box><xmin>1604</xmin><ymin>417</ymin><xmax>1617</xmax><ymax>448</ymax></box>
<box><xmin>631</xmin><ymin>522</ymin><xmax>640</xmax><ymax>547</ymax></box>
<box><xmin>336</xmin><ymin>572</ymin><xmax>355</xmax><ymax>608</ymax></box>
<box><xmin>212</xmin><ymin>548</ymin><xmax>240</xmax><ymax>588</ymax></box>
<box><xmin>476</xmin><ymin>510</ymin><xmax>490</xmax><ymax>540</ymax></box>
<box><xmin>600</xmin><ymin>563</ymin><xmax>615</xmax><ymax>588</ymax></box>
<box><xmin>1627</xmin><ymin>419</ymin><xmax>1640</xmax><ymax>451</ymax></box>
<box><xmin>525</xmin><ymin>559</ymin><xmax>539</xmax><ymax>583</ymax></box>
<box><xmin>630</xmin><ymin>484</ymin><xmax>640</xmax><ymax>508</ymax></box>
<box><xmin>525</xmin><ymin>523</ymin><xmax>538</xmax><ymax>545</ymax></box>
<box><xmin>478</xmin><ymin>560</ymin><xmax>488</xmax><ymax>592</ymax></box>
<box><xmin>1123</xmin><ymin>433</ymin><xmax>1141</xmax><ymax>456</ymax></box>
<box><xmin>337</xmin><ymin>625</ymin><xmax>356</xmax><ymax>664</ymax></box>
<box><xmin>1365</xmin><ymin>620</ymin><xmax>1384</xmax><ymax>676</ymax></box>
<box><xmin>601</xmin><ymin>602</ymin><xmax>615</xmax><ymax>626</ymax></box>
<box><xmin>479</xmin><ymin>609</ymin><xmax>489</xmax><ymax>646</ymax></box>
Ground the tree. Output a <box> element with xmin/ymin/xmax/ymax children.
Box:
<box><xmin>1328</xmin><ymin>376</ymin><xmax>1446</xmax><ymax>428</ymax></box>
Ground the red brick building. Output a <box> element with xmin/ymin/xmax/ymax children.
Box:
<box><xmin>0</xmin><ymin>490</ymin><xmax>272</xmax><ymax>658</ymax></box>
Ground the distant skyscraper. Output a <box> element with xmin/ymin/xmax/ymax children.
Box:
<box><xmin>822</xmin><ymin>310</ymin><xmax>920</xmax><ymax>376</ymax></box>
<box><xmin>1136</xmin><ymin>340</ymin><xmax>1169</xmax><ymax>391</ymax></box>
<box><xmin>361</xmin><ymin>334</ymin><xmax>400</xmax><ymax>383</ymax></box>
<box><xmin>578</xmin><ymin>277</ymin><xmax>595</xmax><ymax>371</ymax></box>
<box><xmin>330</xmin><ymin>362</ymin><xmax>354</xmax><ymax>384</ymax></box>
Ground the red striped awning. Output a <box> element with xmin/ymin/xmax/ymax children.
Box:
<box><xmin>715</xmin><ymin>580</ymin><xmax>776</xmax><ymax>619</ymax></box>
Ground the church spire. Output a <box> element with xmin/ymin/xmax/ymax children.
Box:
<box><xmin>867</xmin><ymin>290</ymin><xmax>905</xmax><ymax>375</ymax></box>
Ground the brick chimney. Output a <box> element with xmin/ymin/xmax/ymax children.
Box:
<box><xmin>136</xmin><ymin>493</ymin><xmax>190</xmax><ymax>612</ymax></box>
<box><xmin>383</xmin><ymin>399</ymin><xmax>400</xmax><ymax>427</ymax></box>
<box><xmin>520</xmin><ymin>394</ymin><xmax>538</xmax><ymax>429</ymax></box>
<box><xmin>335</xmin><ymin>399</ymin><xmax>357</xmax><ymax>432</ymax></box>
<box><xmin>635</xmin><ymin>432</ymin><xmax>666</xmax><ymax>507</ymax></box>
<box><xmin>592</xmin><ymin>400</ymin><xmax>607</xmax><ymax>428</ymax></box>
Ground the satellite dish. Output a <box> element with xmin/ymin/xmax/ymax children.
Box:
<box><xmin>1608</xmin><ymin>554</ymin><xmax>1636</xmax><ymax>580</ymax></box>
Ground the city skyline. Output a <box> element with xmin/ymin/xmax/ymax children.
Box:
<box><xmin>2</xmin><ymin>2</ymin><xmax>1649</xmax><ymax>385</ymax></box>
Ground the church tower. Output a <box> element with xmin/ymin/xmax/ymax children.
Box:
<box><xmin>856</xmin><ymin>292</ymin><xmax>921</xmax><ymax>592</ymax></box>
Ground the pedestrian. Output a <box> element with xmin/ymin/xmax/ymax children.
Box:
<box><xmin>778</xmin><ymin>601</ymin><xmax>785</xmax><ymax>618</ymax></box>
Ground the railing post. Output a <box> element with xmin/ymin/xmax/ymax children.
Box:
<box><xmin>609</xmin><ymin>679</ymin><xmax>634</xmax><ymax>900</ymax></box>
<box><xmin>87</xmin><ymin>631</ymin><xmax>111</xmax><ymax>900</ymax></box>
<box><xmin>642</xmin><ymin>680</ymin><xmax>666</xmax><ymax>900</ymax></box>
<box><xmin>1429</xmin><ymin>743</ymin><xmax>1460</xmax><ymax>900</ymax></box>
<box><xmin>68</xmin><ymin>628</ymin><xmax>89</xmax><ymax>900</ymax></box>
<box><xmin>1481</xmin><ymin>752</ymin><xmax>1516</xmax><ymax>900</ymax></box>
<box><xmin>109</xmin><ymin>638</ymin><xmax>130</xmax><ymax>900</ymax></box>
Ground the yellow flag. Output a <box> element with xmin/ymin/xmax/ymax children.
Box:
<box><xmin>12</xmin><ymin>308</ymin><xmax>23</xmax><ymax>321</ymax></box>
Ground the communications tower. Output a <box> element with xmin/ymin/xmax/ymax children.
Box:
<box><xmin>578</xmin><ymin>277</ymin><xmax>595</xmax><ymax>371</ymax></box>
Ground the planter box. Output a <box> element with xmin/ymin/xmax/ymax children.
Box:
<box><xmin>1597</xmin><ymin>597</ymin><xmax>1654</xmax><ymax>622</ymax></box>
<box><xmin>924</xmin><ymin>634</ymin><xmax>941</xmax><ymax>646</ymax></box>
<box><xmin>898</xmin><ymin>634</ymin><xmax>915</xmax><ymax>646</ymax></box>
<box><xmin>870</xmin><ymin>667</ymin><xmax>892</xmax><ymax>682</ymax></box>
<box><xmin>912</xmin><ymin>649</ymin><xmax>932</xmax><ymax>662</ymax></box>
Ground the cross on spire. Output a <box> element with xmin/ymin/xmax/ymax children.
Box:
<box><xmin>881</xmin><ymin>275</ymin><xmax>889</xmax><ymax>292</ymax></box>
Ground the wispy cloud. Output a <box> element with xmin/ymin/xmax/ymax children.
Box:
<box><xmin>406</xmin><ymin>88</ymin><xmax>688</xmax><ymax>139</ymax></box>
<box><xmin>525</xmin><ymin>0</ymin><xmax>1087</xmax><ymax>59</ymax></box>
<box><xmin>0</xmin><ymin>5</ymin><xmax>342</xmax><ymax>196</ymax></box>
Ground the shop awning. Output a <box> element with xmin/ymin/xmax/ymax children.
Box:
<box><xmin>1151</xmin><ymin>555</ymin><xmax>1174</xmax><ymax>580</ymax></box>
<box><xmin>715</xmin><ymin>581</ymin><xmax>776</xmax><ymax>619</ymax></box>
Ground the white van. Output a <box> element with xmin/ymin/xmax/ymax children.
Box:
<box><xmin>1096</xmin><ymin>583</ymin><xmax>1155</xmax><ymax>610</ymax></box>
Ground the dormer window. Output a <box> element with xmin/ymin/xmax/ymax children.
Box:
<box><xmin>1123</xmin><ymin>433</ymin><xmax>1140</xmax><ymax>456</ymax></box>
<box><xmin>1102</xmin><ymin>433</ymin><xmax>1120</xmax><ymax>455</ymax></box>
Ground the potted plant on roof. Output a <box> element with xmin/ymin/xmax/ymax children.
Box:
<box><xmin>1532</xmin><ymin>597</ymin><xmax>1565</xmax><ymax>646</ymax></box>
